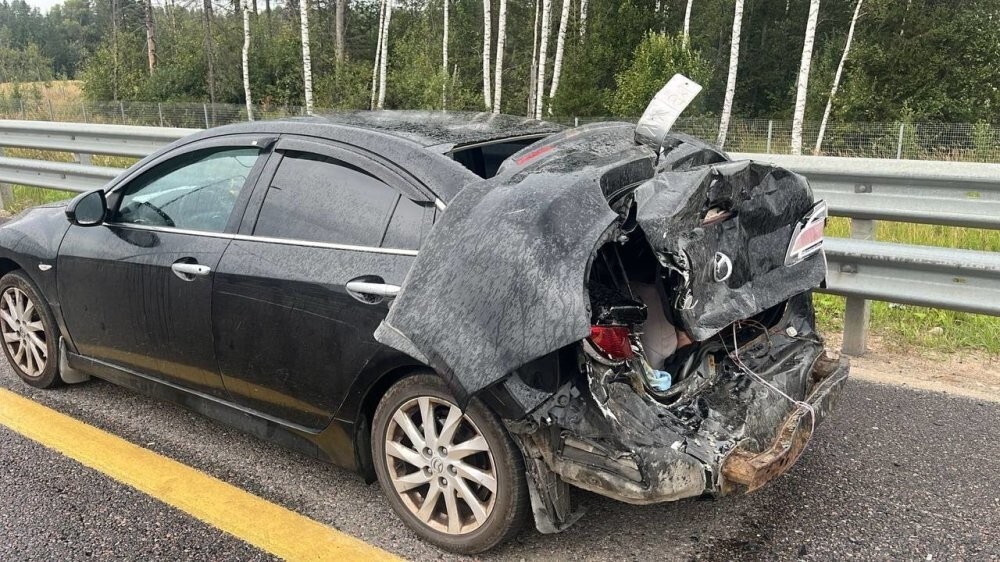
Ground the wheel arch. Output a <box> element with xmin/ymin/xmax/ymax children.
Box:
<box><xmin>0</xmin><ymin>257</ymin><xmax>22</xmax><ymax>277</ymax></box>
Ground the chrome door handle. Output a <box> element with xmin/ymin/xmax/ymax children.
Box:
<box><xmin>345</xmin><ymin>280</ymin><xmax>401</xmax><ymax>298</ymax></box>
<box><xmin>171</xmin><ymin>262</ymin><xmax>212</xmax><ymax>280</ymax></box>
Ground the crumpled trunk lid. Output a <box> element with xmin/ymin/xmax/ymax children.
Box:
<box><xmin>635</xmin><ymin>161</ymin><xmax>827</xmax><ymax>341</ymax></box>
<box><xmin>374</xmin><ymin>123</ymin><xmax>827</xmax><ymax>401</ymax></box>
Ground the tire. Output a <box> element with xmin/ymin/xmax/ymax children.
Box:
<box><xmin>0</xmin><ymin>270</ymin><xmax>61</xmax><ymax>389</ymax></box>
<box><xmin>372</xmin><ymin>373</ymin><xmax>529</xmax><ymax>554</ymax></box>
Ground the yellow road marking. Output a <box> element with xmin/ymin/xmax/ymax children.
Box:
<box><xmin>0</xmin><ymin>387</ymin><xmax>399</xmax><ymax>561</ymax></box>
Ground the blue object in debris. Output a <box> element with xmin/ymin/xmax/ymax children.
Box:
<box><xmin>647</xmin><ymin>369</ymin><xmax>673</xmax><ymax>392</ymax></box>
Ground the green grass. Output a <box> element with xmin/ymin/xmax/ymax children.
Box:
<box><xmin>816</xmin><ymin>217</ymin><xmax>1000</xmax><ymax>355</ymax></box>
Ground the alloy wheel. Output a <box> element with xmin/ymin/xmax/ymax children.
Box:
<box><xmin>384</xmin><ymin>396</ymin><xmax>498</xmax><ymax>535</ymax></box>
<box><xmin>0</xmin><ymin>287</ymin><xmax>48</xmax><ymax>378</ymax></box>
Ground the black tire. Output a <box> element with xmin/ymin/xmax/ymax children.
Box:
<box><xmin>0</xmin><ymin>270</ymin><xmax>61</xmax><ymax>389</ymax></box>
<box><xmin>371</xmin><ymin>373</ymin><xmax>529</xmax><ymax>554</ymax></box>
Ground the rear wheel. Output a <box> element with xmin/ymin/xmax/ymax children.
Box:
<box><xmin>0</xmin><ymin>270</ymin><xmax>60</xmax><ymax>388</ymax></box>
<box><xmin>372</xmin><ymin>374</ymin><xmax>529</xmax><ymax>554</ymax></box>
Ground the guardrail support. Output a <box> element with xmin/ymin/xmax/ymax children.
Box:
<box><xmin>842</xmin><ymin>210</ymin><xmax>875</xmax><ymax>356</ymax></box>
<box><xmin>0</xmin><ymin>147</ymin><xmax>12</xmax><ymax>210</ymax></box>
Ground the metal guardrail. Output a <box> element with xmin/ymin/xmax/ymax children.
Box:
<box><xmin>0</xmin><ymin>121</ymin><xmax>997</xmax><ymax>357</ymax></box>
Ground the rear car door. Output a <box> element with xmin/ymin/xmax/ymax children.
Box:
<box><xmin>57</xmin><ymin>135</ymin><xmax>271</xmax><ymax>397</ymax></box>
<box><xmin>212</xmin><ymin>137</ymin><xmax>433</xmax><ymax>430</ymax></box>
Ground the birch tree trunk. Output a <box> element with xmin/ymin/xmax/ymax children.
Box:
<box><xmin>371</xmin><ymin>0</ymin><xmax>386</xmax><ymax>110</ymax></box>
<box><xmin>202</xmin><ymin>0</ymin><xmax>215</xmax><ymax>107</ymax></box>
<box><xmin>534</xmin><ymin>0</ymin><xmax>551</xmax><ymax>120</ymax></box>
<box><xmin>442</xmin><ymin>0</ymin><xmax>449</xmax><ymax>107</ymax></box>
<box><xmin>790</xmin><ymin>0</ymin><xmax>821</xmax><ymax>154</ymax></box>
<box><xmin>299</xmin><ymin>0</ymin><xmax>314</xmax><ymax>115</ymax></box>
<box><xmin>492</xmin><ymin>0</ymin><xmax>507</xmax><ymax>114</ymax></box>
<box><xmin>579</xmin><ymin>0</ymin><xmax>587</xmax><ymax>37</ymax></box>
<box><xmin>242</xmin><ymin>0</ymin><xmax>253</xmax><ymax>121</ymax></box>
<box><xmin>377</xmin><ymin>1</ymin><xmax>393</xmax><ymax>109</ymax></box>
<box><xmin>717</xmin><ymin>0</ymin><xmax>744</xmax><ymax>148</ymax></box>
<box><xmin>335</xmin><ymin>0</ymin><xmax>346</xmax><ymax>66</ymax></box>
<box><xmin>527</xmin><ymin>0</ymin><xmax>539</xmax><ymax>116</ymax></box>
<box><xmin>144</xmin><ymin>0</ymin><xmax>156</xmax><ymax>73</ymax></box>
<box><xmin>683</xmin><ymin>0</ymin><xmax>694</xmax><ymax>48</ymax></box>
<box><xmin>547</xmin><ymin>0</ymin><xmax>570</xmax><ymax>112</ymax></box>
<box><xmin>482</xmin><ymin>0</ymin><xmax>492</xmax><ymax>109</ymax></box>
<box><xmin>815</xmin><ymin>0</ymin><xmax>862</xmax><ymax>154</ymax></box>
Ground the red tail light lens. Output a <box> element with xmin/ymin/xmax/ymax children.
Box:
<box><xmin>589</xmin><ymin>325</ymin><xmax>634</xmax><ymax>360</ymax></box>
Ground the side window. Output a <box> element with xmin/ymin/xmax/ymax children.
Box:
<box><xmin>382</xmin><ymin>196</ymin><xmax>427</xmax><ymax>250</ymax></box>
<box><xmin>253</xmin><ymin>151</ymin><xmax>400</xmax><ymax>247</ymax></box>
<box><xmin>114</xmin><ymin>147</ymin><xmax>261</xmax><ymax>233</ymax></box>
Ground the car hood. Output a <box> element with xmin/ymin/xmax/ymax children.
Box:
<box><xmin>375</xmin><ymin>123</ymin><xmax>826</xmax><ymax>403</ymax></box>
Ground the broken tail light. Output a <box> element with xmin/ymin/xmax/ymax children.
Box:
<box><xmin>589</xmin><ymin>325</ymin><xmax>634</xmax><ymax>360</ymax></box>
<box><xmin>784</xmin><ymin>201</ymin><xmax>828</xmax><ymax>266</ymax></box>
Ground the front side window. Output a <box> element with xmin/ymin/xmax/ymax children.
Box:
<box><xmin>114</xmin><ymin>147</ymin><xmax>261</xmax><ymax>233</ymax></box>
<box><xmin>253</xmin><ymin>151</ymin><xmax>400</xmax><ymax>247</ymax></box>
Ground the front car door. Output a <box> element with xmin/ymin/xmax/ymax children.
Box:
<box><xmin>212</xmin><ymin>137</ymin><xmax>434</xmax><ymax>430</ymax></box>
<box><xmin>57</xmin><ymin>135</ymin><xmax>272</xmax><ymax>397</ymax></box>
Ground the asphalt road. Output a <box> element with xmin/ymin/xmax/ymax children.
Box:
<box><xmin>1</xmin><ymin>362</ymin><xmax>998</xmax><ymax>561</ymax></box>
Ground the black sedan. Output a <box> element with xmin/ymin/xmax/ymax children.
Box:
<box><xmin>0</xmin><ymin>110</ymin><xmax>847</xmax><ymax>554</ymax></box>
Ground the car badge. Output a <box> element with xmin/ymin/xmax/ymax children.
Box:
<box><xmin>713</xmin><ymin>252</ymin><xmax>733</xmax><ymax>282</ymax></box>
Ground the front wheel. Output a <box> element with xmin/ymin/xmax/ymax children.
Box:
<box><xmin>371</xmin><ymin>374</ymin><xmax>529</xmax><ymax>554</ymax></box>
<box><xmin>0</xmin><ymin>270</ymin><xmax>60</xmax><ymax>388</ymax></box>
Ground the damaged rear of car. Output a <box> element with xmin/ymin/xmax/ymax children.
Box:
<box><xmin>372</xmin><ymin>79</ymin><xmax>848</xmax><ymax>552</ymax></box>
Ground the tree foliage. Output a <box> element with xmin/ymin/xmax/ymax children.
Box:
<box><xmin>0</xmin><ymin>0</ymin><xmax>998</xmax><ymax>124</ymax></box>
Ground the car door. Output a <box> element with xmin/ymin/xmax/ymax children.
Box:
<box><xmin>57</xmin><ymin>135</ymin><xmax>273</xmax><ymax>397</ymax></box>
<box><xmin>212</xmin><ymin>137</ymin><xmax>434</xmax><ymax>430</ymax></box>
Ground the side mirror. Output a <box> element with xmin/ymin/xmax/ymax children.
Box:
<box><xmin>66</xmin><ymin>189</ymin><xmax>108</xmax><ymax>227</ymax></box>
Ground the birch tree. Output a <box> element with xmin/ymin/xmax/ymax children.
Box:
<box><xmin>242</xmin><ymin>0</ymin><xmax>253</xmax><ymax>120</ymax></box>
<box><xmin>547</xmin><ymin>0</ymin><xmax>570</xmax><ymax>111</ymax></box>
<box><xmin>335</xmin><ymin>0</ymin><xmax>346</xmax><ymax>66</ymax></box>
<box><xmin>579</xmin><ymin>0</ymin><xmax>587</xmax><ymax>37</ymax></box>
<box><xmin>717</xmin><ymin>0</ymin><xmax>744</xmax><ymax>147</ymax></box>
<box><xmin>202</xmin><ymin>0</ymin><xmax>215</xmax><ymax>107</ymax></box>
<box><xmin>528</xmin><ymin>0</ymin><xmax>540</xmax><ymax>116</ymax></box>
<box><xmin>534</xmin><ymin>0</ymin><xmax>551</xmax><ymax>119</ymax></box>
<box><xmin>299</xmin><ymin>0</ymin><xmax>314</xmax><ymax>115</ymax></box>
<box><xmin>492</xmin><ymin>0</ymin><xmax>507</xmax><ymax>114</ymax></box>
<box><xmin>815</xmin><ymin>0</ymin><xmax>863</xmax><ymax>154</ymax></box>
<box><xmin>482</xmin><ymin>0</ymin><xmax>492</xmax><ymax>109</ymax></box>
<box><xmin>683</xmin><ymin>0</ymin><xmax>694</xmax><ymax>48</ymax></box>
<box><xmin>143</xmin><ymin>0</ymin><xmax>156</xmax><ymax>73</ymax></box>
<box><xmin>442</xmin><ymin>0</ymin><xmax>449</xmax><ymax>107</ymax></box>
<box><xmin>790</xmin><ymin>0</ymin><xmax>821</xmax><ymax>154</ymax></box>
<box><xmin>377</xmin><ymin>0</ymin><xmax>393</xmax><ymax>109</ymax></box>
<box><xmin>371</xmin><ymin>0</ymin><xmax>386</xmax><ymax>109</ymax></box>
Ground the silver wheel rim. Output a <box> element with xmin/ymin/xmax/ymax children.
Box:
<box><xmin>0</xmin><ymin>287</ymin><xmax>47</xmax><ymax>378</ymax></box>
<box><xmin>384</xmin><ymin>396</ymin><xmax>498</xmax><ymax>535</ymax></box>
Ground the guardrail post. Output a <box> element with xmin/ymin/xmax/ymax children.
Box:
<box><xmin>74</xmin><ymin>153</ymin><xmax>92</xmax><ymax>166</ymax></box>
<box><xmin>842</xmin><ymin>184</ymin><xmax>875</xmax><ymax>356</ymax></box>
<box><xmin>0</xmin><ymin>147</ymin><xmax>12</xmax><ymax>210</ymax></box>
<box><xmin>766</xmin><ymin>119</ymin><xmax>773</xmax><ymax>153</ymax></box>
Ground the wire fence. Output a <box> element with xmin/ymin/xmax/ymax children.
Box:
<box><xmin>1</xmin><ymin>98</ymin><xmax>999</xmax><ymax>163</ymax></box>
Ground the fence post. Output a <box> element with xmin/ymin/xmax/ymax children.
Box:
<box><xmin>158</xmin><ymin>103</ymin><xmax>164</xmax><ymax>127</ymax></box>
<box><xmin>19</xmin><ymin>99</ymin><xmax>25</xmax><ymax>120</ymax></box>
<box><xmin>47</xmin><ymin>98</ymin><xmax>54</xmax><ymax>121</ymax></box>
<box><xmin>574</xmin><ymin>117</ymin><xmax>579</xmax><ymax>127</ymax></box>
<box><xmin>119</xmin><ymin>101</ymin><xmax>126</xmax><ymax>124</ymax></box>
<box><xmin>896</xmin><ymin>122</ymin><xmax>905</xmax><ymax>159</ymax></box>
<box><xmin>81</xmin><ymin>102</ymin><xmax>88</xmax><ymax>123</ymax></box>
<box><xmin>842</xmin><ymin>183</ymin><xmax>875</xmax><ymax>357</ymax></box>
<box><xmin>0</xmin><ymin>147</ymin><xmax>12</xmax><ymax>210</ymax></box>
<box><xmin>203</xmin><ymin>104</ymin><xmax>210</xmax><ymax>128</ymax></box>
<box><xmin>766</xmin><ymin>119</ymin><xmax>773</xmax><ymax>153</ymax></box>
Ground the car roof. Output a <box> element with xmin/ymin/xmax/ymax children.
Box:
<box><xmin>278</xmin><ymin>110</ymin><xmax>564</xmax><ymax>151</ymax></box>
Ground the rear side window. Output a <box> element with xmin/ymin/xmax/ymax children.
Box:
<box><xmin>254</xmin><ymin>151</ymin><xmax>399</xmax><ymax>246</ymax></box>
